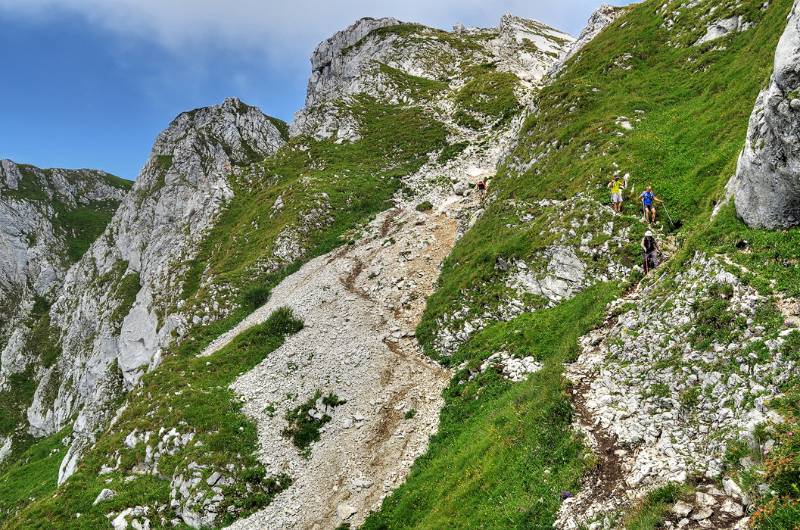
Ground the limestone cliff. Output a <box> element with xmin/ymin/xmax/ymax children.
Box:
<box><xmin>19</xmin><ymin>98</ymin><xmax>285</xmax><ymax>482</ymax></box>
<box><xmin>733</xmin><ymin>0</ymin><xmax>800</xmax><ymax>228</ymax></box>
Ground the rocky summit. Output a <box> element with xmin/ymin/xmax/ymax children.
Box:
<box><xmin>2</xmin><ymin>2</ymin><xmax>800</xmax><ymax>530</ymax></box>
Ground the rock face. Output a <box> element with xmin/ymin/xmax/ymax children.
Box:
<box><xmin>302</xmin><ymin>17</ymin><xmax>402</xmax><ymax>109</ymax></box>
<box><xmin>0</xmin><ymin>160</ymin><xmax>128</xmax><ymax>387</ymax></box>
<box><xmin>21</xmin><ymin>98</ymin><xmax>285</xmax><ymax>483</ymax></box>
<box><xmin>291</xmin><ymin>15</ymin><xmax>573</xmax><ymax>139</ymax></box>
<box><xmin>733</xmin><ymin>1</ymin><xmax>800</xmax><ymax>228</ymax></box>
<box><xmin>556</xmin><ymin>4</ymin><xmax>623</xmax><ymax>70</ymax></box>
<box><xmin>695</xmin><ymin>16</ymin><xmax>752</xmax><ymax>46</ymax></box>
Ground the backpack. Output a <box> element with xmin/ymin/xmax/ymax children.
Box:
<box><xmin>643</xmin><ymin>236</ymin><xmax>656</xmax><ymax>253</ymax></box>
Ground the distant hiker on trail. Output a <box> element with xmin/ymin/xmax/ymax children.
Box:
<box><xmin>640</xmin><ymin>185</ymin><xmax>662</xmax><ymax>223</ymax></box>
<box><xmin>476</xmin><ymin>177</ymin><xmax>488</xmax><ymax>199</ymax></box>
<box><xmin>608</xmin><ymin>174</ymin><xmax>625</xmax><ymax>213</ymax></box>
<box><xmin>641</xmin><ymin>230</ymin><xmax>659</xmax><ymax>274</ymax></box>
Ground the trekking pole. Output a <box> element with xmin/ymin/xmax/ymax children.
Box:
<box><xmin>662</xmin><ymin>203</ymin><xmax>675</xmax><ymax>229</ymax></box>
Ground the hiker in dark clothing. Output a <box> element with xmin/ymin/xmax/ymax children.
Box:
<box><xmin>641</xmin><ymin>230</ymin><xmax>659</xmax><ymax>274</ymax></box>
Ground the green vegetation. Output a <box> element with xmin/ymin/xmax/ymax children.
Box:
<box><xmin>182</xmin><ymin>95</ymin><xmax>447</xmax><ymax>305</ymax></box>
<box><xmin>454</xmin><ymin>65</ymin><xmax>521</xmax><ymax>129</ymax></box>
<box><xmin>437</xmin><ymin>142</ymin><xmax>469</xmax><ymax>164</ymax></box>
<box><xmin>370</xmin><ymin>0</ymin><xmax>799</xmax><ymax>527</ymax></box>
<box><xmin>415</xmin><ymin>201</ymin><xmax>433</xmax><ymax>212</ymax></box>
<box><xmin>689</xmin><ymin>282</ymin><xmax>745</xmax><ymax>350</ymax></box>
<box><xmin>750</xmin><ymin>381</ymin><xmax>800</xmax><ymax>528</ymax></box>
<box><xmin>378</xmin><ymin>63</ymin><xmax>448</xmax><ymax>100</ymax></box>
<box><xmin>0</xmin><ymin>369</ymin><xmax>36</xmax><ymax>437</ymax></box>
<box><xmin>363</xmin><ymin>283</ymin><xmax>619</xmax><ymax>529</ymax></box>
<box><xmin>1</xmin><ymin>165</ymin><xmax>129</xmax><ymax>263</ymax></box>
<box><xmin>622</xmin><ymin>483</ymin><xmax>689</xmax><ymax>529</ymax></box>
<box><xmin>417</xmin><ymin>0</ymin><xmax>793</xmax><ymax>357</ymax></box>
<box><xmin>0</xmin><ymin>429</ymin><xmax>70</xmax><ymax>521</ymax></box>
<box><xmin>283</xmin><ymin>391</ymin><xmax>346</xmax><ymax>455</ymax></box>
<box><xmin>266</xmin><ymin>116</ymin><xmax>290</xmax><ymax>141</ymax></box>
<box><xmin>2</xmin><ymin>308</ymin><xmax>303</xmax><ymax>529</ymax></box>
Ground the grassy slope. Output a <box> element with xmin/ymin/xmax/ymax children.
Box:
<box><xmin>417</xmin><ymin>0</ymin><xmax>791</xmax><ymax>353</ymax></box>
<box><xmin>368</xmin><ymin>0</ymin><xmax>796</xmax><ymax>528</ymax></box>
<box><xmin>1</xmin><ymin>308</ymin><xmax>303</xmax><ymax>528</ymax></box>
<box><xmin>181</xmin><ymin>96</ymin><xmax>447</xmax><ymax>306</ymax></box>
<box><xmin>1</xmin><ymin>74</ymin><xmax>451</xmax><ymax>528</ymax></box>
<box><xmin>363</xmin><ymin>283</ymin><xmax>619</xmax><ymax>529</ymax></box>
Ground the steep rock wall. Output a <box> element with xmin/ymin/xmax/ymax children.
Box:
<box><xmin>733</xmin><ymin>0</ymin><xmax>800</xmax><ymax>228</ymax></box>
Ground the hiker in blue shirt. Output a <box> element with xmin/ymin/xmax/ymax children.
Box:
<box><xmin>640</xmin><ymin>185</ymin><xmax>662</xmax><ymax>223</ymax></box>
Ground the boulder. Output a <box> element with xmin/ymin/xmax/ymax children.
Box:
<box><xmin>732</xmin><ymin>4</ymin><xmax>800</xmax><ymax>228</ymax></box>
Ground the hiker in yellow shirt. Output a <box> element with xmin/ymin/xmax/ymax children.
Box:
<box><xmin>608</xmin><ymin>174</ymin><xmax>625</xmax><ymax>213</ymax></box>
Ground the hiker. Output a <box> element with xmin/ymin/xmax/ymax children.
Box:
<box><xmin>476</xmin><ymin>177</ymin><xmax>488</xmax><ymax>200</ymax></box>
<box><xmin>608</xmin><ymin>174</ymin><xmax>625</xmax><ymax>213</ymax></box>
<box><xmin>640</xmin><ymin>185</ymin><xmax>662</xmax><ymax>223</ymax></box>
<box><xmin>641</xmin><ymin>230</ymin><xmax>659</xmax><ymax>274</ymax></box>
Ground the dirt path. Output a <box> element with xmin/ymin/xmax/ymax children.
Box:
<box><xmin>206</xmin><ymin>204</ymin><xmax>463</xmax><ymax>530</ymax></box>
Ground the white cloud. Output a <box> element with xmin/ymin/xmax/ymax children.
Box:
<box><xmin>0</xmin><ymin>0</ymin><xmax>614</xmax><ymax>65</ymax></box>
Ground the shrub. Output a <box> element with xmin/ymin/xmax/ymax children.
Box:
<box><xmin>242</xmin><ymin>285</ymin><xmax>271</xmax><ymax>311</ymax></box>
<box><xmin>415</xmin><ymin>201</ymin><xmax>433</xmax><ymax>212</ymax></box>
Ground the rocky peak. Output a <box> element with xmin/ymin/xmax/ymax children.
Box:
<box><xmin>146</xmin><ymin>97</ymin><xmax>284</xmax><ymax>188</ymax></box>
<box><xmin>556</xmin><ymin>4</ymin><xmax>624</xmax><ymax>70</ymax></box>
<box><xmin>732</xmin><ymin>1</ymin><xmax>800</xmax><ymax>228</ymax></box>
<box><xmin>0</xmin><ymin>159</ymin><xmax>22</xmax><ymax>189</ymax></box>
<box><xmin>19</xmin><ymin>99</ymin><xmax>286</xmax><ymax>483</ymax></box>
<box><xmin>489</xmin><ymin>14</ymin><xmax>574</xmax><ymax>83</ymax></box>
<box><xmin>305</xmin><ymin>17</ymin><xmax>401</xmax><ymax>108</ymax></box>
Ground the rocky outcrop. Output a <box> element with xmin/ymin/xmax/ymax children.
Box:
<box><xmin>695</xmin><ymin>16</ymin><xmax>753</xmax><ymax>46</ymax></box>
<box><xmin>555</xmin><ymin>4</ymin><xmax>623</xmax><ymax>71</ymax></box>
<box><xmin>484</xmin><ymin>14</ymin><xmax>574</xmax><ymax>83</ymax></box>
<box><xmin>291</xmin><ymin>14</ymin><xmax>572</xmax><ymax>139</ymax></box>
<box><xmin>21</xmin><ymin>98</ymin><xmax>285</xmax><ymax>484</ymax></box>
<box><xmin>303</xmin><ymin>17</ymin><xmax>401</xmax><ymax>109</ymax></box>
<box><xmin>0</xmin><ymin>160</ymin><xmax>128</xmax><ymax>386</ymax></box>
<box><xmin>732</xmin><ymin>1</ymin><xmax>800</xmax><ymax>229</ymax></box>
<box><xmin>557</xmin><ymin>255</ymin><xmax>796</xmax><ymax>528</ymax></box>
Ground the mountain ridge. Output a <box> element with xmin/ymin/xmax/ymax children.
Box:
<box><xmin>2</xmin><ymin>2</ymin><xmax>800</xmax><ymax>529</ymax></box>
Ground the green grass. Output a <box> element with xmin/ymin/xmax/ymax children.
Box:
<box><xmin>378</xmin><ymin>63</ymin><xmax>448</xmax><ymax>100</ymax></box>
<box><xmin>454</xmin><ymin>65</ymin><xmax>521</xmax><ymax>128</ymax></box>
<box><xmin>0</xmin><ymin>429</ymin><xmax>70</xmax><ymax>521</ymax></box>
<box><xmin>2</xmin><ymin>308</ymin><xmax>303</xmax><ymax>529</ymax></box>
<box><xmin>181</xmin><ymin>95</ymin><xmax>447</xmax><ymax>306</ymax></box>
<box><xmin>363</xmin><ymin>283</ymin><xmax>619</xmax><ymax>529</ymax></box>
<box><xmin>1</xmin><ymin>165</ymin><xmax>129</xmax><ymax>264</ymax></box>
<box><xmin>282</xmin><ymin>391</ymin><xmax>346</xmax><ymax>455</ymax></box>
<box><xmin>0</xmin><ymin>369</ymin><xmax>36</xmax><ymax>437</ymax></box>
<box><xmin>417</xmin><ymin>0</ymin><xmax>793</xmax><ymax>356</ymax></box>
<box><xmin>622</xmin><ymin>483</ymin><xmax>689</xmax><ymax>529</ymax></box>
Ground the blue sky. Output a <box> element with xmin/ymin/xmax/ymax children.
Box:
<box><xmin>0</xmin><ymin>0</ymin><xmax>621</xmax><ymax>180</ymax></box>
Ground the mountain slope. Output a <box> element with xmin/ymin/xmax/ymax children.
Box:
<box><xmin>0</xmin><ymin>14</ymin><xmax>574</xmax><ymax>530</ymax></box>
<box><xmin>4</xmin><ymin>1</ymin><xmax>800</xmax><ymax>529</ymax></box>
<box><xmin>365</xmin><ymin>0</ymin><xmax>800</xmax><ymax>528</ymax></box>
<box><xmin>0</xmin><ymin>160</ymin><xmax>129</xmax><ymax>461</ymax></box>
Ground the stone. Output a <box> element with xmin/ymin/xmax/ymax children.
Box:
<box><xmin>337</xmin><ymin>503</ymin><xmax>357</xmax><ymax>520</ymax></box>
<box><xmin>112</xmin><ymin>508</ymin><xmax>132</xmax><ymax>530</ymax></box>
<box><xmin>673</xmin><ymin>501</ymin><xmax>693</xmax><ymax>516</ymax></box>
<box><xmin>721</xmin><ymin>498</ymin><xmax>744</xmax><ymax>517</ymax></box>
<box><xmin>732</xmin><ymin>6</ymin><xmax>800</xmax><ymax>228</ymax></box>
<box><xmin>93</xmin><ymin>488</ymin><xmax>117</xmax><ymax>505</ymax></box>
<box><xmin>695</xmin><ymin>17</ymin><xmax>748</xmax><ymax>46</ymax></box>
<box><xmin>691</xmin><ymin>508</ymin><xmax>713</xmax><ymax>521</ymax></box>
